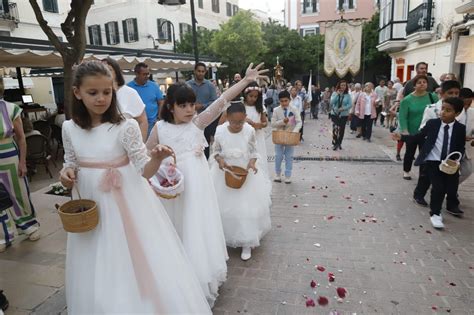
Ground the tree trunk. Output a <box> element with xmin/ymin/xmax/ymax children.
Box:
<box><xmin>63</xmin><ymin>59</ymin><xmax>74</xmax><ymax>119</ymax></box>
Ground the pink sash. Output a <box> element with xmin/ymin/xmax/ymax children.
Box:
<box><xmin>78</xmin><ymin>155</ymin><xmax>163</xmax><ymax>313</ymax></box>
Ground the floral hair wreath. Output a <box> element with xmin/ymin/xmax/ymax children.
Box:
<box><xmin>244</xmin><ymin>86</ymin><xmax>262</xmax><ymax>94</ymax></box>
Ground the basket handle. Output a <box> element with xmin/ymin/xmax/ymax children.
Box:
<box><xmin>223</xmin><ymin>168</ymin><xmax>243</xmax><ymax>180</ymax></box>
<box><xmin>445</xmin><ymin>151</ymin><xmax>462</xmax><ymax>162</ymax></box>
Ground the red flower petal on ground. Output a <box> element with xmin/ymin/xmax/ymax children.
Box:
<box><xmin>327</xmin><ymin>215</ymin><xmax>335</xmax><ymax>220</ymax></box>
<box><xmin>312</xmin><ymin>186</ymin><xmax>316</xmax><ymax>189</ymax></box>
<box><xmin>323</xmin><ymin>195</ymin><xmax>328</xmax><ymax>198</ymax></box>
<box><xmin>340</xmin><ymin>181</ymin><xmax>345</xmax><ymax>184</ymax></box>
<box><xmin>426</xmin><ymin>230</ymin><xmax>432</xmax><ymax>234</ymax></box>
<box><xmin>317</xmin><ymin>296</ymin><xmax>329</xmax><ymax>306</ymax></box>
<box><xmin>293</xmin><ymin>205</ymin><xmax>298</xmax><ymax>208</ymax></box>
<box><xmin>316</xmin><ymin>265</ymin><xmax>325</xmax><ymax>272</ymax></box>
<box><xmin>305</xmin><ymin>298</ymin><xmax>316</xmax><ymax>307</ymax></box>
<box><xmin>449</xmin><ymin>282</ymin><xmax>456</xmax><ymax>286</ymax></box>
<box><xmin>310</xmin><ymin>280</ymin><xmax>317</xmax><ymax>288</ymax></box>
<box><xmin>336</xmin><ymin>287</ymin><xmax>347</xmax><ymax>298</ymax></box>
<box><xmin>348</xmin><ymin>206</ymin><xmax>352</xmax><ymax>209</ymax></box>
<box><xmin>432</xmin><ymin>306</ymin><xmax>437</xmax><ymax>310</ymax></box>
<box><xmin>328</xmin><ymin>272</ymin><xmax>335</xmax><ymax>282</ymax></box>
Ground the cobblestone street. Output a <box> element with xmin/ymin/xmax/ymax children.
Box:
<box><xmin>1</xmin><ymin>117</ymin><xmax>473</xmax><ymax>314</ymax></box>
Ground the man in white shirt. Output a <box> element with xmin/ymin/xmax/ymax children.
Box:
<box><xmin>458</xmin><ymin>88</ymin><xmax>474</xmax><ymax>184</ymax></box>
<box><xmin>374</xmin><ymin>79</ymin><xmax>388</xmax><ymax>126</ymax></box>
<box><xmin>290</xmin><ymin>86</ymin><xmax>304</xmax><ymax>141</ymax></box>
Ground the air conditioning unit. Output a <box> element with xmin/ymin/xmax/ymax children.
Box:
<box><xmin>158</xmin><ymin>0</ymin><xmax>186</xmax><ymax>5</ymax></box>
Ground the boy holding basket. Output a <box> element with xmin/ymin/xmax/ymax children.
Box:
<box><xmin>271</xmin><ymin>90</ymin><xmax>302</xmax><ymax>184</ymax></box>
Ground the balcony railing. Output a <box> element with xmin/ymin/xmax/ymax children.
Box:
<box><xmin>406</xmin><ymin>1</ymin><xmax>434</xmax><ymax>36</ymax></box>
<box><xmin>0</xmin><ymin>2</ymin><xmax>20</xmax><ymax>23</ymax></box>
<box><xmin>379</xmin><ymin>21</ymin><xmax>407</xmax><ymax>43</ymax></box>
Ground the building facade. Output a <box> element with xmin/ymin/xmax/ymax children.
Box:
<box><xmin>86</xmin><ymin>0</ymin><xmax>239</xmax><ymax>51</ymax></box>
<box><xmin>377</xmin><ymin>0</ymin><xmax>474</xmax><ymax>89</ymax></box>
<box><xmin>284</xmin><ymin>0</ymin><xmax>378</xmax><ymax>36</ymax></box>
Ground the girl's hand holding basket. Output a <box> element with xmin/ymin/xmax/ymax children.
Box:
<box><xmin>150</xmin><ymin>144</ymin><xmax>174</xmax><ymax>162</ymax></box>
<box><xmin>60</xmin><ymin>168</ymin><xmax>77</xmax><ymax>189</ymax></box>
<box><xmin>247</xmin><ymin>160</ymin><xmax>258</xmax><ymax>174</ymax></box>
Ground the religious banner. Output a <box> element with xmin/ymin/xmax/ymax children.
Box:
<box><xmin>324</xmin><ymin>22</ymin><xmax>362</xmax><ymax>78</ymax></box>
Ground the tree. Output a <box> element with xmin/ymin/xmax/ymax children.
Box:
<box><xmin>176</xmin><ymin>28</ymin><xmax>217</xmax><ymax>58</ymax></box>
<box><xmin>29</xmin><ymin>0</ymin><xmax>94</xmax><ymax>117</ymax></box>
<box><xmin>211</xmin><ymin>11</ymin><xmax>265</xmax><ymax>77</ymax></box>
<box><xmin>362</xmin><ymin>13</ymin><xmax>391</xmax><ymax>80</ymax></box>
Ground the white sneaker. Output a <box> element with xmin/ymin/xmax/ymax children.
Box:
<box><xmin>0</xmin><ymin>243</ymin><xmax>6</xmax><ymax>253</ymax></box>
<box><xmin>241</xmin><ymin>247</ymin><xmax>252</xmax><ymax>261</ymax></box>
<box><xmin>28</xmin><ymin>229</ymin><xmax>41</xmax><ymax>241</ymax></box>
<box><xmin>274</xmin><ymin>174</ymin><xmax>281</xmax><ymax>182</ymax></box>
<box><xmin>284</xmin><ymin>177</ymin><xmax>292</xmax><ymax>184</ymax></box>
<box><xmin>430</xmin><ymin>215</ymin><xmax>444</xmax><ymax>229</ymax></box>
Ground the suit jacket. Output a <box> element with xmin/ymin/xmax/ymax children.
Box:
<box><xmin>401</xmin><ymin>118</ymin><xmax>466</xmax><ymax>166</ymax></box>
<box><xmin>271</xmin><ymin>105</ymin><xmax>302</xmax><ymax>132</ymax></box>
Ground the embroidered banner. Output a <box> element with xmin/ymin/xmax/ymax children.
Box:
<box><xmin>324</xmin><ymin>22</ymin><xmax>362</xmax><ymax>78</ymax></box>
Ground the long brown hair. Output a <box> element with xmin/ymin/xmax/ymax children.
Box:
<box><xmin>335</xmin><ymin>80</ymin><xmax>349</xmax><ymax>94</ymax></box>
<box><xmin>71</xmin><ymin>61</ymin><xmax>123</xmax><ymax>129</ymax></box>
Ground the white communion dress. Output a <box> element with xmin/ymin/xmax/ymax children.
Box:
<box><xmin>147</xmin><ymin>98</ymin><xmax>229</xmax><ymax>307</ymax></box>
<box><xmin>210</xmin><ymin>122</ymin><xmax>272</xmax><ymax>248</ymax></box>
<box><xmin>62</xmin><ymin>119</ymin><xmax>211</xmax><ymax>315</ymax></box>
<box><xmin>245</xmin><ymin>104</ymin><xmax>270</xmax><ymax>177</ymax></box>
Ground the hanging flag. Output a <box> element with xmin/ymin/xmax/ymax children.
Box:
<box><xmin>324</xmin><ymin>22</ymin><xmax>363</xmax><ymax>78</ymax></box>
<box><xmin>306</xmin><ymin>71</ymin><xmax>312</xmax><ymax>103</ymax></box>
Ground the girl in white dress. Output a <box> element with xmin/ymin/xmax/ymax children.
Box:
<box><xmin>210</xmin><ymin>103</ymin><xmax>272</xmax><ymax>261</ymax></box>
<box><xmin>60</xmin><ymin>61</ymin><xmax>211</xmax><ymax>314</ymax></box>
<box><xmin>146</xmin><ymin>63</ymin><xmax>268</xmax><ymax>306</ymax></box>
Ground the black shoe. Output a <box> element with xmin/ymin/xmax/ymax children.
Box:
<box><xmin>396</xmin><ymin>154</ymin><xmax>402</xmax><ymax>161</ymax></box>
<box><xmin>446</xmin><ymin>207</ymin><xmax>464</xmax><ymax>217</ymax></box>
<box><xmin>413</xmin><ymin>196</ymin><xmax>428</xmax><ymax>207</ymax></box>
<box><xmin>338</xmin><ymin>144</ymin><xmax>342</xmax><ymax>150</ymax></box>
<box><xmin>0</xmin><ymin>290</ymin><xmax>9</xmax><ymax>311</ymax></box>
<box><xmin>333</xmin><ymin>145</ymin><xmax>338</xmax><ymax>151</ymax></box>
<box><xmin>356</xmin><ymin>134</ymin><xmax>362</xmax><ymax>138</ymax></box>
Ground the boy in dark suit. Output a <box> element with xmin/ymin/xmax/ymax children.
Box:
<box><xmin>392</xmin><ymin>97</ymin><xmax>466</xmax><ymax>229</ymax></box>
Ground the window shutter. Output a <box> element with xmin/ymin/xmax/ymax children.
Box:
<box><xmin>114</xmin><ymin>22</ymin><xmax>120</xmax><ymax>44</ymax></box>
<box><xmin>349</xmin><ymin>0</ymin><xmax>354</xmax><ymax>8</ymax></box>
<box><xmin>97</xmin><ymin>25</ymin><xmax>102</xmax><ymax>45</ymax></box>
<box><xmin>133</xmin><ymin>18</ymin><xmax>138</xmax><ymax>42</ymax></box>
<box><xmin>123</xmin><ymin>20</ymin><xmax>129</xmax><ymax>42</ymax></box>
<box><xmin>105</xmin><ymin>23</ymin><xmax>111</xmax><ymax>45</ymax></box>
<box><xmin>88</xmin><ymin>26</ymin><xmax>93</xmax><ymax>45</ymax></box>
<box><xmin>302</xmin><ymin>0</ymin><xmax>306</xmax><ymax>14</ymax></box>
<box><xmin>167</xmin><ymin>22</ymin><xmax>172</xmax><ymax>41</ymax></box>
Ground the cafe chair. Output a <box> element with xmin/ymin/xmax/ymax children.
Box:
<box><xmin>26</xmin><ymin>134</ymin><xmax>53</xmax><ymax>180</ymax></box>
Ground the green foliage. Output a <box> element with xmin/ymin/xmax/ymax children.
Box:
<box><xmin>176</xmin><ymin>28</ymin><xmax>217</xmax><ymax>58</ymax></box>
<box><xmin>362</xmin><ymin>14</ymin><xmax>390</xmax><ymax>65</ymax></box>
<box><xmin>210</xmin><ymin>11</ymin><xmax>266</xmax><ymax>76</ymax></box>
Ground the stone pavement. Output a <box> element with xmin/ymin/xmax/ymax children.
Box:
<box><xmin>1</xmin><ymin>116</ymin><xmax>473</xmax><ymax>314</ymax></box>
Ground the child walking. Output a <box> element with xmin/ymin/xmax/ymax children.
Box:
<box><xmin>146</xmin><ymin>63</ymin><xmax>268</xmax><ymax>305</ymax></box>
<box><xmin>210</xmin><ymin>103</ymin><xmax>271</xmax><ymax>261</ymax></box>
<box><xmin>271</xmin><ymin>90</ymin><xmax>302</xmax><ymax>183</ymax></box>
<box><xmin>60</xmin><ymin>61</ymin><xmax>211</xmax><ymax>314</ymax></box>
<box><xmin>392</xmin><ymin>97</ymin><xmax>466</xmax><ymax>229</ymax></box>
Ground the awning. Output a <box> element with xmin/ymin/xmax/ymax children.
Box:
<box><xmin>0</xmin><ymin>49</ymin><xmax>222</xmax><ymax>70</ymax></box>
<box><xmin>3</xmin><ymin>77</ymin><xmax>34</xmax><ymax>89</ymax></box>
<box><xmin>455</xmin><ymin>36</ymin><xmax>474</xmax><ymax>64</ymax></box>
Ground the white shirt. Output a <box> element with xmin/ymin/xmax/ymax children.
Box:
<box><xmin>419</xmin><ymin>99</ymin><xmax>442</xmax><ymax>129</ymax></box>
<box><xmin>426</xmin><ymin>121</ymin><xmax>454</xmax><ymax>162</ymax></box>
<box><xmin>364</xmin><ymin>93</ymin><xmax>372</xmax><ymax>115</ymax></box>
<box><xmin>116</xmin><ymin>85</ymin><xmax>146</xmax><ymax>118</ymax></box>
<box><xmin>393</xmin><ymin>82</ymin><xmax>403</xmax><ymax>93</ymax></box>
<box><xmin>290</xmin><ymin>95</ymin><xmax>303</xmax><ymax>113</ymax></box>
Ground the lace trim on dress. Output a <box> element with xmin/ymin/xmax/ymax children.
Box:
<box><xmin>62</xmin><ymin>123</ymin><xmax>78</xmax><ymax>170</ymax></box>
<box><xmin>121</xmin><ymin>120</ymin><xmax>150</xmax><ymax>174</ymax></box>
<box><xmin>248</xmin><ymin>131</ymin><xmax>258</xmax><ymax>159</ymax></box>
<box><xmin>193</xmin><ymin>97</ymin><xmax>229</xmax><ymax>130</ymax></box>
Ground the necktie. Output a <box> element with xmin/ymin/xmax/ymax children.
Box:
<box><xmin>440</xmin><ymin>124</ymin><xmax>450</xmax><ymax>161</ymax></box>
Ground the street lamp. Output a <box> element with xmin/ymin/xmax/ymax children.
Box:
<box><xmin>157</xmin><ymin>0</ymin><xmax>199</xmax><ymax>63</ymax></box>
<box><xmin>157</xmin><ymin>20</ymin><xmax>179</xmax><ymax>81</ymax></box>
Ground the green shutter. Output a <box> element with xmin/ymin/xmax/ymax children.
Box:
<box><xmin>123</xmin><ymin>20</ymin><xmax>129</xmax><ymax>42</ymax></box>
<box><xmin>98</xmin><ymin>25</ymin><xmax>102</xmax><ymax>45</ymax></box>
<box><xmin>88</xmin><ymin>26</ymin><xmax>94</xmax><ymax>44</ymax></box>
<box><xmin>133</xmin><ymin>18</ymin><xmax>138</xmax><ymax>42</ymax></box>
<box><xmin>114</xmin><ymin>22</ymin><xmax>120</xmax><ymax>44</ymax></box>
<box><xmin>105</xmin><ymin>23</ymin><xmax>111</xmax><ymax>45</ymax></box>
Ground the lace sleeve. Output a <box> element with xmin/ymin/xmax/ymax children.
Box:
<box><xmin>193</xmin><ymin>97</ymin><xmax>229</xmax><ymax>130</ymax></box>
<box><xmin>121</xmin><ymin>119</ymin><xmax>150</xmax><ymax>174</ymax></box>
<box><xmin>248</xmin><ymin>129</ymin><xmax>258</xmax><ymax>159</ymax></box>
<box><xmin>145</xmin><ymin>123</ymin><xmax>159</xmax><ymax>152</ymax></box>
<box><xmin>62</xmin><ymin>122</ymin><xmax>78</xmax><ymax>170</ymax></box>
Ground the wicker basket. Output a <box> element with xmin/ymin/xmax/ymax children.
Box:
<box><xmin>58</xmin><ymin>199</ymin><xmax>98</xmax><ymax>233</ymax></box>
<box><xmin>224</xmin><ymin>166</ymin><xmax>248</xmax><ymax>189</ymax></box>
<box><xmin>272</xmin><ymin>130</ymin><xmax>300</xmax><ymax>146</ymax></box>
<box><xmin>149</xmin><ymin>153</ymin><xmax>184</xmax><ymax>199</ymax></box>
<box><xmin>439</xmin><ymin>151</ymin><xmax>462</xmax><ymax>175</ymax></box>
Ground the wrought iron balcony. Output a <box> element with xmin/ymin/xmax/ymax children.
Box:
<box><xmin>406</xmin><ymin>1</ymin><xmax>434</xmax><ymax>36</ymax></box>
<box><xmin>0</xmin><ymin>2</ymin><xmax>20</xmax><ymax>25</ymax></box>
